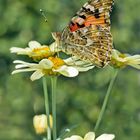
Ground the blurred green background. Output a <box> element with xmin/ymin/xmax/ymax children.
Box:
<box><xmin>0</xmin><ymin>0</ymin><xmax>140</xmax><ymax>139</ymax></box>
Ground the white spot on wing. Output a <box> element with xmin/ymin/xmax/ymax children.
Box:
<box><xmin>85</xmin><ymin>5</ymin><xmax>95</xmax><ymax>11</ymax></box>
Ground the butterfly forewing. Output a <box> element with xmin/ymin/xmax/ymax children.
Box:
<box><xmin>60</xmin><ymin>0</ymin><xmax>114</xmax><ymax>67</ymax></box>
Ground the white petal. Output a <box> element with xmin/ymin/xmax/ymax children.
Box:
<box><xmin>132</xmin><ymin>59</ymin><xmax>140</xmax><ymax>63</ymax></box>
<box><xmin>64</xmin><ymin>57</ymin><xmax>93</xmax><ymax>69</ymax></box>
<box><xmin>15</xmin><ymin>64</ymin><xmax>30</xmax><ymax>69</ymax></box>
<box><xmin>96</xmin><ymin>134</ymin><xmax>115</xmax><ymax>140</ymax></box>
<box><xmin>64</xmin><ymin>138</ymin><xmax>71</xmax><ymax>140</ymax></box>
<box><xmin>13</xmin><ymin>60</ymin><xmax>39</xmax><ymax>69</ymax></box>
<box><xmin>13</xmin><ymin>60</ymin><xmax>30</xmax><ymax>64</ymax></box>
<box><xmin>12</xmin><ymin>68</ymin><xmax>35</xmax><ymax>74</ymax></box>
<box><xmin>28</xmin><ymin>41</ymin><xmax>41</xmax><ymax>49</ymax></box>
<box><xmin>30</xmin><ymin>70</ymin><xmax>44</xmax><ymax>81</ymax></box>
<box><xmin>74</xmin><ymin>61</ymin><xmax>90</xmax><ymax>66</ymax></box>
<box><xmin>55</xmin><ymin>65</ymin><xmax>79</xmax><ymax>77</ymax></box>
<box><xmin>10</xmin><ymin>47</ymin><xmax>31</xmax><ymax>54</ymax></box>
<box><xmin>128</xmin><ymin>64</ymin><xmax>140</xmax><ymax>69</ymax></box>
<box><xmin>84</xmin><ymin>132</ymin><xmax>95</xmax><ymax>140</ymax></box>
<box><xmin>75</xmin><ymin>66</ymin><xmax>95</xmax><ymax>72</ymax></box>
<box><xmin>64</xmin><ymin>135</ymin><xmax>83</xmax><ymax>140</ymax></box>
<box><xmin>10</xmin><ymin>47</ymin><xmax>24</xmax><ymax>53</ymax></box>
<box><xmin>39</xmin><ymin>59</ymin><xmax>53</xmax><ymax>69</ymax></box>
<box><xmin>125</xmin><ymin>55</ymin><xmax>140</xmax><ymax>61</ymax></box>
<box><xmin>64</xmin><ymin>56</ymin><xmax>79</xmax><ymax>64</ymax></box>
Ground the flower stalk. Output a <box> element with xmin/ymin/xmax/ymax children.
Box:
<box><xmin>94</xmin><ymin>68</ymin><xmax>119</xmax><ymax>132</ymax></box>
<box><xmin>51</xmin><ymin>76</ymin><xmax>57</xmax><ymax>140</ymax></box>
<box><xmin>42</xmin><ymin>77</ymin><xmax>51</xmax><ymax>140</ymax></box>
<box><xmin>64</xmin><ymin>132</ymin><xmax>115</xmax><ymax>140</ymax></box>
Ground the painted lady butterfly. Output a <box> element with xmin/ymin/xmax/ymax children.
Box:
<box><xmin>54</xmin><ymin>0</ymin><xmax>114</xmax><ymax>67</ymax></box>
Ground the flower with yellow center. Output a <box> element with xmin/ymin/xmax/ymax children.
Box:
<box><xmin>10</xmin><ymin>41</ymin><xmax>59</xmax><ymax>61</ymax></box>
<box><xmin>111</xmin><ymin>49</ymin><xmax>140</xmax><ymax>69</ymax></box>
<box><xmin>64</xmin><ymin>132</ymin><xmax>115</xmax><ymax>140</ymax></box>
<box><xmin>33</xmin><ymin>114</ymin><xmax>53</xmax><ymax>134</ymax></box>
<box><xmin>12</xmin><ymin>56</ymin><xmax>94</xmax><ymax>81</ymax></box>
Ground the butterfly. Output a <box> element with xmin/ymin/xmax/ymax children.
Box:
<box><xmin>53</xmin><ymin>0</ymin><xmax>114</xmax><ymax>67</ymax></box>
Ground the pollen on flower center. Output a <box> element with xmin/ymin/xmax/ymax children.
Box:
<box><xmin>33</xmin><ymin>46</ymin><xmax>50</xmax><ymax>53</ymax></box>
<box><xmin>48</xmin><ymin>57</ymin><xmax>65</xmax><ymax>69</ymax></box>
<box><xmin>31</xmin><ymin>46</ymin><xmax>55</xmax><ymax>60</ymax></box>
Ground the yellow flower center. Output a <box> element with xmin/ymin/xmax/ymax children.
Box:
<box><xmin>43</xmin><ymin>57</ymin><xmax>65</xmax><ymax>76</ymax></box>
<box><xmin>30</xmin><ymin>46</ymin><xmax>55</xmax><ymax>61</ymax></box>
<box><xmin>48</xmin><ymin>57</ymin><xmax>65</xmax><ymax>69</ymax></box>
<box><xmin>111</xmin><ymin>53</ymin><xmax>128</xmax><ymax>68</ymax></box>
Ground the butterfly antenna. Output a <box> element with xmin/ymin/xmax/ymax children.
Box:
<box><xmin>40</xmin><ymin>9</ymin><xmax>48</xmax><ymax>22</ymax></box>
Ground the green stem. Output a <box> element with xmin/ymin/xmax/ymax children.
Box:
<box><xmin>42</xmin><ymin>77</ymin><xmax>51</xmax><ymax>140</ymax></box>
<box><xmin>94</xmin><ymin>69</ymin><xmax>119</xmax><ymax>132</ymax></box>
<box><xmin>51</xmin><ymin>76</ymin><xmax>57</xmax><ymax>140</ymax></box>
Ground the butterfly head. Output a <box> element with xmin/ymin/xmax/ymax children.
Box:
<box><xmin>51</xmin><ymin>32</ymin><xmax>62</xmax><ymax>48</ymax></box>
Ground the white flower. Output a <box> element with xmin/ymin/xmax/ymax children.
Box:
<box><xmin>64</xmin><ymin>56</ymin><xmax>95</xmax><ymax>72</ymax></box>
<box><xmin>33</xmin><ymin>114</ymin><xmax>53</xmax><ymax>134</ymax></box>
<box><xmin>10</xmin><ymin>41</ymin><xmax>59</xmax><ymax>60</ymax></box>
<box><xmin>111</xmin><ymin>49</ymin><xmax>140</xmax><ymax>69</ymax></box>
<box><xmin>12</xmin><ymin>56</ymin><xmax>94</xmax><ymax>81</ymax></box>
<box><xmin>64</xmin><ymin>132</ymin><xmax>115</xmax><ymax>140</ymax></box>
